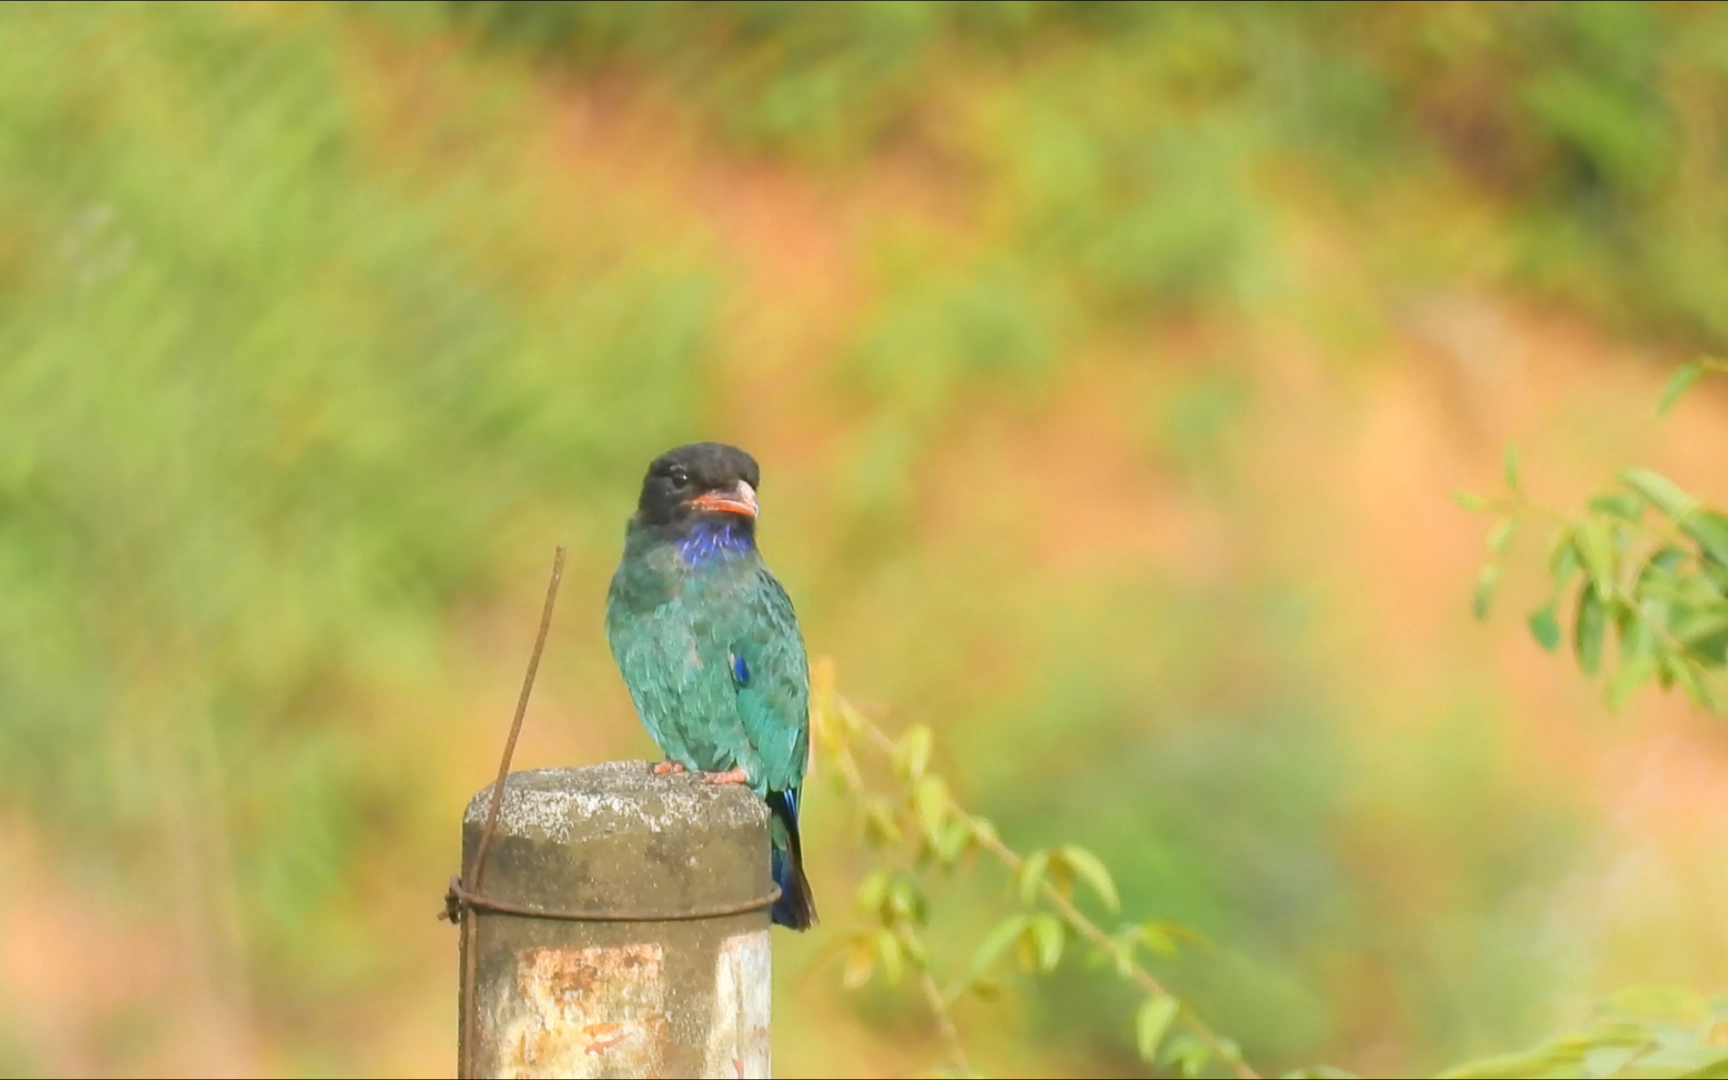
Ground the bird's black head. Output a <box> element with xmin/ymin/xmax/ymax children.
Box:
<box><xmin>632</xmin><ymin>442</ymin><xmax>762</xmax><ymax>535</ymax></box>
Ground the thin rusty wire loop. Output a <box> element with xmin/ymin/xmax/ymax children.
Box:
<box><xmin>445</xmin><ymin>546</ymin><xmax>565</xmax><ymax>1080</ymax></box>
<box><xmin>446</xmin><ymin>877</ymin><xmax>781</xmax><ymax>923</ymax></box>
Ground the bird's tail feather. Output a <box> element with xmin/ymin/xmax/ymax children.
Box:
<box><xmin>767</xmin><ymin>788</ymin><xmax>817</xmax><ymax>930</ymax></box>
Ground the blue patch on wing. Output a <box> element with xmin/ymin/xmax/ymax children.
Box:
<box><xmin>730</xmin><ymin>652</ymin><xmax>750</xmax><ymax>687</ymax></box>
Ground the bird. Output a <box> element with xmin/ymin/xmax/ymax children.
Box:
<box><xmin>605</xmin><ymin>442</ymin><xmax>817</xmax><ymax>930</ymax></box>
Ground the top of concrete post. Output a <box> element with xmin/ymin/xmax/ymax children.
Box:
<box><xmin>461</xmin><ymin>762</ymin><xmax>772</xmax><ymax>919</ymax></box>
<box><xmin>464</xmin><ymin>761</ymin><xmax>769</xmax><ymax>845</ymax></box>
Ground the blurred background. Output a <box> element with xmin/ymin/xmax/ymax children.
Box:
<box><xmin>2</xmin><ymin>1</ymin><xmax>1728</xmax><ymax>1076</ymax></box>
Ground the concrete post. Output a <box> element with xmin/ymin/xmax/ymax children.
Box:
<box><xmin>457</xmin><ymin>762</ymin><xmax>774</xmax><ymax>1079</ymax></box>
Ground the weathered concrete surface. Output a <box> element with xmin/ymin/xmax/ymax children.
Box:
<box><xmin>458</xmin><ymin>763</ymin><xmax>773</xmax><ymax>1079</ymax></box>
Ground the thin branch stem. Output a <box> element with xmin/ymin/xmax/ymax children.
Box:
<box><xmin>830</xmin><ymin>694</ymin><xmax>1260</xmax><ymax>1080</ymax></box>
<box><xmin>823</xmin><ymin>712</ymin><xmax>974</xmax><ymax>1074</ymax></box>
<box><xmin>919</xmin><ymin>969</ymin><xmax>972</xmax><ymax>1076</ymax></box>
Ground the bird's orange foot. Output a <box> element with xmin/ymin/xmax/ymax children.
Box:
<box><xmin>652</xmin><ymin>761</ymin><xmax>687</xmax><ymax>775</ymax></box>
<box><xmin>701</xmin><ymin>767</ymin><xmax>750</xmax><ymax>786</ymax></box>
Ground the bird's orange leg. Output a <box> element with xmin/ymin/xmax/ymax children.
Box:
<box><xmin>652</xmin><ymin>761</ymin><xmax>687</xmax><ymax>775</ymax></box>
<box><xmin>701</xmin><ymin>766</ymin><xmax>750</xmax><ymax>786</ymax></box>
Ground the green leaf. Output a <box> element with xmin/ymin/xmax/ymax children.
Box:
<box><xmin>1687</xmin><ymin>666</ymin><xmax>1727</xmax><ymax>712</ymax></box>
<box><xmin>1473</xmin><ymin>564</ymin><xmax>1500</xmax><ymax>620</ymax></box>
<box><xmin>1017</xmin><ymin>849</ymin><xmax>1050</xmax><ymax>906</ymax></box>
<box><xmin>1657</xmin><ymin>360</ymin><xmax>1704</xmax><ymax>416</ymax></box>
<box><xmin>892</xmin><ymin>724</ymin><xmax>935</xmax><ymax>781</ymax></box>
<box><xmin>875</xmin><ymin>927</ymin><xmax>905</xmax><ymax>986</ymax></box>
<box><xmin>967</xmin><ymin>975</ymin><xmax>1004</xmax><ymax>1002</ymax></box>
<box><xmin>1057</xmin><ymin>845</ymin><xmax>1120</xmax><ymax>913</ymax></box>
<box><xmin>1620</xmin><ymin>468</ymin><xmax>1698</xmax><ymax>521</ymax></box>
<box><xmin>1488</xmin><ymin>518</ymin><xmax>1517</xmax><ymax>555</ymax></box>
<box><xmin>1162</xmin><ymin>1033</ymin><xmax>1213</xmax><ymax>1078</ymax></box>
<box><xmin>863</xmin><ymin>796</ymin><xmax>903</xmax><ymax>847</ymax></box>
<box><xmin>934</xmin><ymin>818</ymin><xmax>974</xmax><ymax>866</ymax></box>
<box><xmin>889</xmin><ymin>875</ymin><xmax>927</xmax><ymax>926</ymax></box>
<box><xmin>855</xmin><ymin>870</ymin><xmax>892</xmax><ymax>919</ymax></box>
<box><xmin>1132</xmin><ymin>921</ymin><xmax>1182</xmax><ymax>956</ymax></box>
<box><xmin>1618</xmin><ymin>602</ymin><xmax>1659</xmax><ymax>662</ymax></box>
<box><xmin>1046</xmin><ymin>857</ymin><xmax>1074</xmax><ymax>900</ymax></box>
<box><xmin>1575</xmin><ymin>522</ymin><xmax>1617</xmax><ymax>601</ymax></box>
<box><xmin>1676</xmin><ymin>612</ymin><xmax>1728</xmax><ymax>662</ymax></box>
<box><xmin>1576</xmin><ymin>586</ymin><xmax>1607</xmax><ymax>677</ymax></box>
<box><xmin>1709</xmin><ymin>677</ymin><xmax>1728</xmax><ymax>714</ymax></box>
<box><xmin>1682</xmin><ymin>510</ymin><xmax>1728</xmax><ymax>567</ymax></box>
<box><xmin>1527</xmin><ymin>605</ymin><xmax>1562</xmax><ymax>653</ymax></box>
<box><xmin>1025</xmin><ymin>913</ymin><xmax>1064</xmax><ymax>973</ymax></box>
<box><xmin>969</xmin><ymin>817</ymin><xmax>1000</xmax><ymax>849</ymax></box>
<box><xmin>1083</xmin><ymin>939</ymin><xmax>1118</xmax><ymax>972</ymax></box>
<box><xmin>912</xmin><ymin>775</ymin><xmax>949</xmax><ymax>847</ymax></box>
<box><xmin>1640</xmin><ymin>545</ymin><xmax>1688</xmax><ymax>579</ymax></box>
<box><xmin>1607</xmin><ymin>654</ymin><xmax>1658</xmax><ymax>712</ymax></box>
<box><xmin>1667</xmin><ymin>656</ymin><xmax>1708</xmax><ymax>709</ymax></box>
<box><xmin>969</xmin><ymin>915</ymin><xmax>1028</xmax><ymax>983</ymax></box>
<box><xmin>1503</xmin><ymin>442</ymin><xmax>1521</xmax><ymax>492</ymax></box>
<box><xmin>1134</xmin><ymin>995</ymin><xmax>1180</xmax><ymax>1063</ymax></box>
<box><xmin>1588</xmin><ymin>493</ymin><xmax>1644</xmax><ymax>522</ymax></box>
<box><xmin>1454</xmin><ymin>489</ymin><xmax>1487</xmax><ymax>512</ymax></box>
<box><xmin>1549</xmin><ymin>530</ymin><xmax>1581</xmax><ymax>592</ymax></box>
<box><xmin>901</xmin><ymin>929</ymin><xmax>931</xmax><ymax>970</ymax></box>
<box><xmin>1106</xmin><ymin>929</ymin><xmax>1144</xmax><ymax>975</ymax></box>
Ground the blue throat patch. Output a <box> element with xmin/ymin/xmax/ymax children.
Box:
<box><xmin>675</xmin><ymin>518</ymin><xmax>755</xmax><ymax>565</ymax></box>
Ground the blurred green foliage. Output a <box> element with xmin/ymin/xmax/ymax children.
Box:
<box><xmin>3</xmin><ymin>2</ymin><xmax>1728</xmax><ymax>1077</ymax></box>
<box><xmin>0</xmin><ymin>0</ymin><xmax>718</xmax><ymax>1017</ymax></box>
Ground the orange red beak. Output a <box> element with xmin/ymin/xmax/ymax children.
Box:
<box><xmin>688</xmin><ymin>480</ymin><xmax>758</xmax><ymax>518</ymax></box>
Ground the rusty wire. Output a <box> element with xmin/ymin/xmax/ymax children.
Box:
<box><xmin>445</xmin><ymin>877</ymin><xmax>781</xmax><ymax>923</ymax></box>
<box><xmin>442</xmin><ymin>546</ymin><xmax>565</xmax><ymax>1080</ymax></box>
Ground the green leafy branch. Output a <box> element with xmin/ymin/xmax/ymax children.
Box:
<box><xmin>809</xmin><ymin>657</ymin><xmax>1728</xmax><ymax>1080</ymax></box>
<box><xmin>1432</xmin><ymin>988</ymin><xmax>1728</xmax><ymax>1080</ymax></box>
<box><xmin>809</xmin><ymin>659</ymin><xmax>1257</xmax><ymax>1080</ymax></box>
<box><xmin>1458</xmin><ymin>362</ymin><xmax>1728</xmax><ymax>715</ymax></box>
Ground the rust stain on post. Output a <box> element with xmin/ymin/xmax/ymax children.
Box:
<box><xmin>500</xmin><ymin>944</ymin><xmax>667</xmax><ymax>1078</ymax></box>
<box><xmin>458</xmin><ymin>763</ymin><xmax>774</xmax><ymax>1079</ymax></box>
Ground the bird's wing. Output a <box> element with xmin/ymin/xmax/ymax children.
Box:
<box><xmin>606</xmin><ymin>578</ymin><xmax>716</xmax><ymax>767</ymax></box>
<box><xmin>729</xmin><ymin>567</ymin><xmax>810</xmax><ymax>795</ymax></box>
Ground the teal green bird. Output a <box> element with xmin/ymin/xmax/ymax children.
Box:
<box><xmin>605</xmin><ymin>442</ymin><xmax>816</xmax><ymax>929</ymax></box>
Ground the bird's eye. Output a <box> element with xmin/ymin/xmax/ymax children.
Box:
<box><xmin>668</xmin><ymin>466</ymin><xmax>689</xmax><ymax>486</ymax></box>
